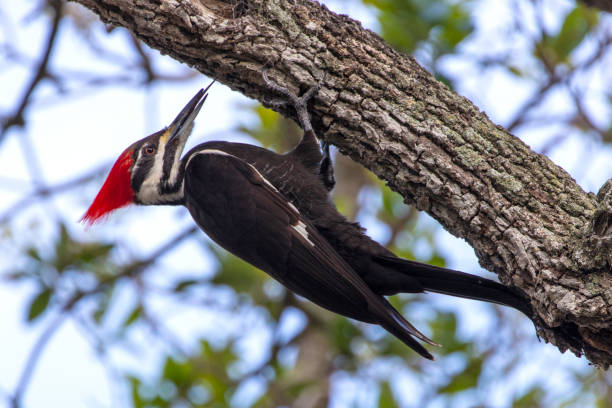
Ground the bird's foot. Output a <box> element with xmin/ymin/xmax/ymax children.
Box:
<box><xmin>262</xmin><ymin>69</ymin><xmax>327</xmax><ymax>133</ymax></box>
<box><xmin>263</xmin><ymin>69</ymin><xmax>334</xmax><ymax>190</ymax></box>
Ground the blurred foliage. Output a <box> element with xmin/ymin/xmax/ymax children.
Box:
<box><xmin>1</xmin><ymin>0</ymin><xmax>612</xmax><ymax>408</ymax></box>
<box><xmin>8</xmin><ymin>223</ymin><xmax>116</xmax><ymax>322</ymax></box>
<box><xmin>363</xmin><ymin>0</ymin><xmax>473</xmax><ymax>81</ymax></box>
<box><xmin>535</xmin><ymin>5</ymin><xmax>599</xmax><ymax>70</ymax></box>
<box><xmin>129</xmin><ymin>340</ymin><xmax>239</xmax><ymax>408</ymax></box>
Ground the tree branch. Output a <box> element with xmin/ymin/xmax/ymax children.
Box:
<box><xmin>68</xmin><ymin>0</ymin><xmax>612</xmax><ymax>367</ymax></box>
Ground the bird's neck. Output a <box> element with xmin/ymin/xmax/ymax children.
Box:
<box><xmin>153</xmin><ymin>161</ymin><xmax>186</xmax><ymax>206</ymax></box>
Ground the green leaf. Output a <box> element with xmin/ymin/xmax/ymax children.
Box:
<box><xmin>554</xmin><ymin>6</ymin><xmax>598</xmax><ymax>62</ymax></box>
<box><xmin>428</xmin><ymin>311</ymin><xmax>469</xmax><ymax>355</ymax></box>
<box><xmin>212</xmin><ymin>247</ymin><xmax>266</xmax><ymax>293</ymax></box>
<box><xmin>173</xmin><ymin>279</ymin><xmax>200</xmax><ymax>292</ymax></box>
<box><xmin>364</xmin><ymin>0</ymin><xmax>473</xmax><ymax>57</ymax></box>
<box><xmin>329</xmin><ymin>316</ymin><xmax>360</xmax><ymax>355</ymax></box>
<box><xmin>128</xmin><ymin>376</ymin><xmax>145</xmax><ymax>408</ymax></box>
<box><xmin>163</xmin><ymin>355</ymin><xmax>194</xmax><ymax>387</ymax></box>
<box><xmin>26</xmin><ymin>247</ymin><xmax>42</xmax><ymax>262</ymax></box>
<box><xmin>237</xmin><ymin>104</ymin><xmax>301</xmax><ymax>152</ymax></box>
<box><xmin>78</xmin><ymin>243</ymin><xmax>114</xmax><ymax>264</ymax></box>
<box><xmin>513</xmin><ymin>385</ymin><xmax>545</xmax><ymax>407</ymax></box>
<box><xmin>536</xmin><ymin>5</ymin><xmax>599</xmax><ymax>67</ymax></box>
<box><xmin>596</xmin><ymin>396</ymin><xmax>612</xmax><ymax>408</ymax></box>
<box><xmin>92</xmin><ymin>286</ymin><xmax>115</xmax><ymax>324</ymax></box>
<box><xmin>507</xmin><ymin>66</ymin><xmax>524</xmax><ymax>77</ymax></box>
<box><xmin>437</xmin><ymin>356</ymin><xmax>484</xmax><ymax>393</ymax></box>
<box><xmin>378</xmin><ymin>380</ymin><xmax>398</xmax><ymax>408</ymax></box>
<box><xmin>427</xmin><ymin>253</ymin><xmax>447</xmax><ymax>268</ymax></box>
<box><xmin>27</xmin><ymin>288</ymin><xmax>52</xmax><ymax>321</ymax></box>
<box><xmin>123</xmin><ymin>305</ymin><xmax>142</xmax><ymax>327</ymax></box>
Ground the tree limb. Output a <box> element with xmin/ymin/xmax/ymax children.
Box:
<box><xmin>68</xmin><ymin>0</ymin><xmax>612</xmax><ymax>367</ymax></box>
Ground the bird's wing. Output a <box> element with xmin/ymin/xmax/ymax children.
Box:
<box><xmin>184</xmin><ymin>150</ymin><xmax>436</xmax><ymax>358</ymax></box>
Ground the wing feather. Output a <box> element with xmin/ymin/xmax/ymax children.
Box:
<box><xmin>184</xmin><ymin>151</ymin><xmax>435</xmax><ymax>358</ymax></box>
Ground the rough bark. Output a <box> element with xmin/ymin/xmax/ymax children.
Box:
<box><xmin>70</xmin><ymin>0</ymin><xmax>612</xmax><ymax>367</ymax></box>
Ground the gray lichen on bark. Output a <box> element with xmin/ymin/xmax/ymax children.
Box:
<box><xmin>70</xmin><ymin>0</ymin><xmax>612</xmax><ymax>367</ymax></box>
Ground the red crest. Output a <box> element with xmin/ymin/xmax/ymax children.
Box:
<box><xmin>81</xmin><ymin>149</ymin><xmax>134</xmax><ymax>224</ymax></box>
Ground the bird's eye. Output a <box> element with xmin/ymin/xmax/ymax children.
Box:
<box><xmin>143</xmin><ymin>145</ymin><xmax>156</xmax><ymax>156</ymax></box>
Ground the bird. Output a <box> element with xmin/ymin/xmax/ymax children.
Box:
<box><xmin>82</xmin><ymin>75</ymin><xmax>532</xmax><ymax>359</ymax></box>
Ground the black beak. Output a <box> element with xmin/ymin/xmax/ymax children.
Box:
<box><xmin>168</xmin><ymin>80</ymin><xmax>215</xmax><ymax>142</ymax></box>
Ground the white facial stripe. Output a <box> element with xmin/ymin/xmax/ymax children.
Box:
<box><xmin>292</xmin><ymin>220</ymin><xmax>315</xmax><ymax>246</ymax></box>
<box><xmin>138</xmin><ymin>137</ymin><xmax>167</xmax><ymax>204</ymax></box>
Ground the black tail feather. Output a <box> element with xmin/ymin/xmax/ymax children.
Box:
<box><xmin>373</xmin><ymin>255</ymin><xmax>533</xmax><ymax>318</ymax></box>
<box><xmin>380</xmin><ymin>319</ymin><xmax>435</xmax><ymax>360</ymax></box>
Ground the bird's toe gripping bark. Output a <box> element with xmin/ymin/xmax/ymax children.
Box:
<box><xmin>262</xmin><ymin>70</ymin><xmax>327</xmax><ymax>134</ymax></box>
<box><xmin>262</xmin><ymin>69</ymin><xmax>334</xmax><ymax>190</ymax></box>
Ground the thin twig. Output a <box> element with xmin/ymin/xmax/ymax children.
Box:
<box><xmin>71</xmin><ymin>315</ymin><xmax>127</xmax><ymax>408</ymax></box>
<box><xmin>0</xmin><ymin>163</ymin><xmax>110</xmax><ymax>224</ymax></box>
<box><xmin>10</xmin><ymin>312</ymin><xmax>68</xmax><ymax>408</ymax></box>
<box><xmin>129</xmin><ymin>34</ymin><xmax>156</xmax><ymax>83</ymax></box>
<box><xmin>506</xmin><ymin>76</ymin><xmax>559</xmax><ymax>132</ymax></box>
<box><xmin>0</xmin><ymin>0</ymin><xmax>63</xmax><ymax>143</ymax></box>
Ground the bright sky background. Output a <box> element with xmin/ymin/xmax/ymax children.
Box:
<box><xmin>1</xmin><ymin>0</ymin><xmax>611</xmax><ymax>407</ymax></box>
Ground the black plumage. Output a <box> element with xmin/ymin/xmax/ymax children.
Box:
<box><xmin>182</xmin><ymin>142</ymin><xmax>440</xmax><ymax>358</ymax></box>
<box><xmin>177</xmin><ymin>129</ymin><xmax>531</xmax><ymax>359</ymax></box>
<box><xmin>88</xmin><ymin>80</ymin><xmax>533</xmax><ymax>359</ymax></box>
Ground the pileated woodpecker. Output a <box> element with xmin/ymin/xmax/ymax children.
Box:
<box><xmin>83</xmin><ymin>76</ymin><xmax>532</xmax><ymax>359</ymax></box>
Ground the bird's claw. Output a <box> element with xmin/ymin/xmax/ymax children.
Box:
<box><xmin>263</xmin><ymin>68</ymin><xmax>334</xmax><ymax>190</ymax></box>
<box><xmin>264</xmin><ymin>97</ymin><xmax>289</xmax><ymax>110</ymax></box>
<box><xmin>262</xmin><ymin>69</ymin><xmax>327</xmax><ymax>133</ymax></box>
<box><xmin>299</xmin><ymin>72</ymin><xmax>327</xmax><ymax>106</ymax></box>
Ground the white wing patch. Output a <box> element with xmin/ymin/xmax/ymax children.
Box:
<box><xmin>286</xmin><ymin>201</ymin><xmax>299</xmax><ymax>213</ymax></box>
<box><xmin>292</xmin><ymin>220</ymin><xmax>315</xmax><ymax>247</ymax></box>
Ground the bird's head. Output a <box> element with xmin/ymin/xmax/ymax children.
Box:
<box><xmin>81</xmin><ymin>83</ymin><xmax>212</xmax><ymax>225</ymax></box>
